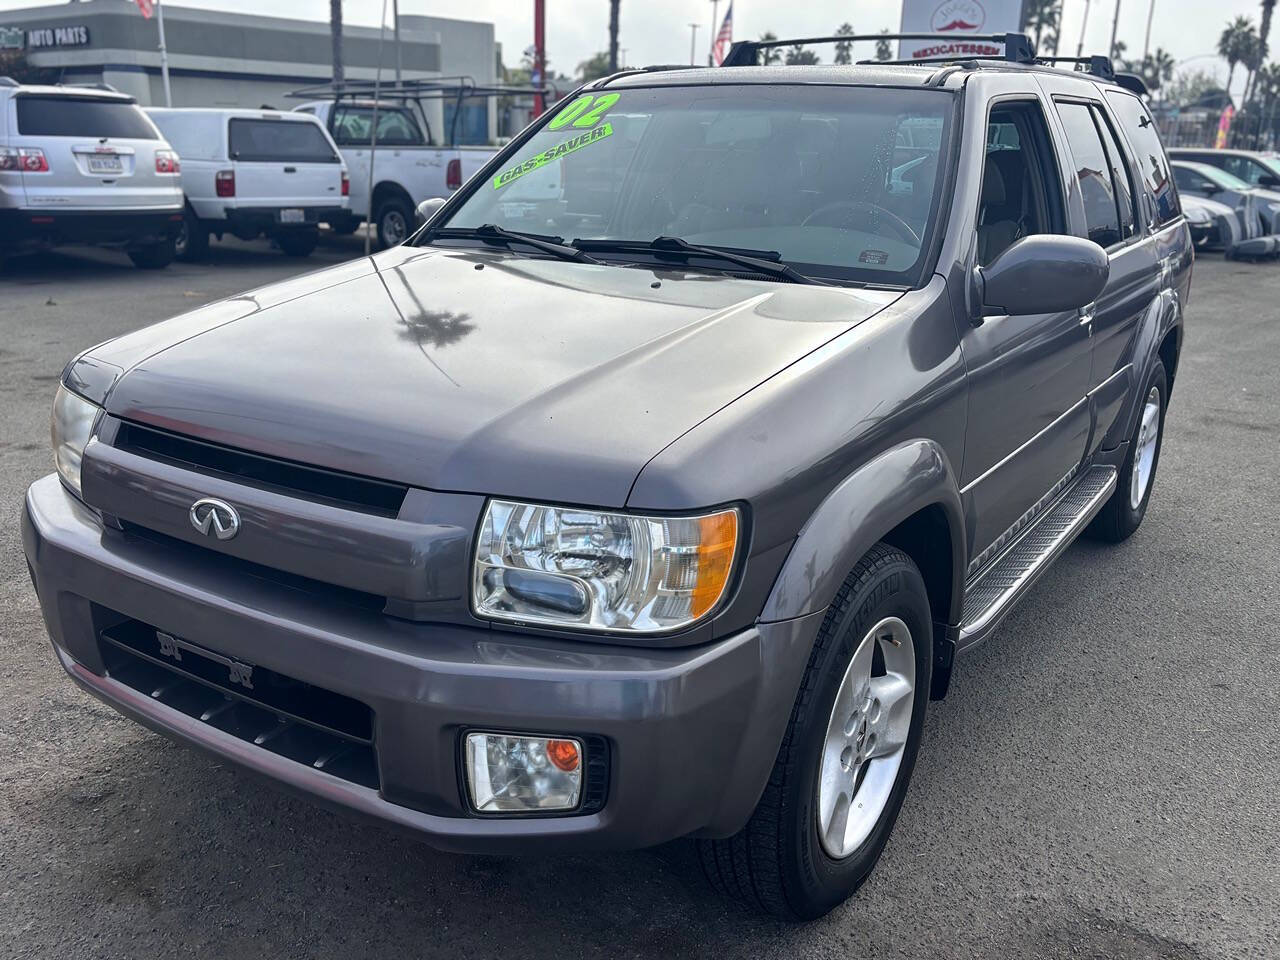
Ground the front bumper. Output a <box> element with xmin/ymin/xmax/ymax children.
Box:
<box><xmin>0</xmin><ymin>207</ymin><xmax>183</xmax><ymax>251</ymax></box>
<box><xmin>22</xmin><ymin>474</ymin><xmax>816</xmax><ymax>854</ymax></box>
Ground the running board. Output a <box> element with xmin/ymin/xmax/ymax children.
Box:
<box><xmin>959</xmin><ymin>465</ymin><xmax>1117</xmax><ymax>649</ymax></box>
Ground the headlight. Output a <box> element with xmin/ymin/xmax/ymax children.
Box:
<box><xmin>473</xmin><ymin>500</ymin><xmax>739</xmax><ymax>633</ymax></box>
<box><xmin>51</xmin><ymin>384</ymin><xmax>99</xmax><ymax>496</ymax></box>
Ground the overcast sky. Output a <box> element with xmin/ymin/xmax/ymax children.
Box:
<box><xmin>0</xmin><ymin>0</ymin><xmax>1267</xmax><ymax>93</ymax></box>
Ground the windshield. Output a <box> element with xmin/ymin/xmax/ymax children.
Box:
<box><xmin>1197</xmin><ymin>164</ymin><xmax>1251</xmax><ymax>191</ymax></box>
<box><xmin>431</xmin><ymin>84</ymin><xmax>956</xmax><ymax>285</ymax></box>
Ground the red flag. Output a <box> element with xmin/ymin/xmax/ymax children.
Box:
<box><xmin>136</xmin><ymin>0</ymin><xmax>154</xmax><ymax>19</ymax></box>
<box><xmin>712</xmin><ymin>2</ymin><xmax>733</xmax><ymax>66</ymax></box>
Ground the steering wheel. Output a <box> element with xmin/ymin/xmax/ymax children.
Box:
<box><xmin>801</xmin><ymin>201</ymin><xmax>922</xmax><ymax>246</ymax></box>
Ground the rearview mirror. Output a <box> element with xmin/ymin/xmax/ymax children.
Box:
<box><xmin>416</xmin><ymin>197</ymin><xmax>446</xmax><ymax>224</ymax></box>
<box><xmin>974</xmin><ymin>235</ymin><xmax>1108</xmax><ymax>320</ymax></box>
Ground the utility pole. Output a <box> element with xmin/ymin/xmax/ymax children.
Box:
<box><xmin>709</xmin><ymin>0</ymin><xmax>719</xmax><ymax>65</ymax></box>
<box><xmin>1052</xmin><ymin>0</ymin><xmax>1065</xmax><ymax>54</ymax></box>
<box><xmin>608</xmin><ymin>0</ymin><xmax>620</xmax><ymax>72</ymax></box>
<box><xmin>1110</xmin><ymin>0</ymin><xmax>1122</xmax><ymax>58</ymax></box>
<box><xmin>393</xmin><ymin>0</ymin><xmax>401</xmax><ymax>84</ymax></box>
<box><xmin>1142</xmin><ymin>0</ymin><xmax>1157</xmax><ymax>59</ymax></box>
<box><xmin>688</xmin><ymin>23</ymin><xmax>700</xmax><ymax>65</ymax></box>
<box><xmin>1076</xmin><ymin>0</ymin><xmax>1093</xmax><ymax>58</ymax></box>
<box><xmin>155</xmin><ymin>0</ymin><xmax>171</xmax><ymax>106</ymax></box>
<box><xmin>330</xmin><ymin>0</ymin><xmax>344</xmax><ymax>88</ymax></box>
<box><xmin>531</xmin><ymin>0</ymin><xmax>546</xmax><ymax>118</ymax></box>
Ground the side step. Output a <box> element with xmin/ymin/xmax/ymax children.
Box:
<box><xmin>959</xmin><ymin>465</ymin><xmax>1117</xmax><ymax>650</ymax></box>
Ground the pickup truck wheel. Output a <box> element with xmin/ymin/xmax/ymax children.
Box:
<box><xmin>276</xmin><ymin>229</ymin><xmax>319</xmax><ymax>258</ymax></box>
<box><xmin>175</xmin><ymin>209</ymin><xmax>209</xmax><ymax>262</ymax></box>
<box><xmin>127</xmin><ymin>238</ymin><xmax>175</xmax><ymax>270</ymax></box>
<box><xmin>1088</xmin><ymin>360</ymin><xmax>1167</xmax><ymax>543</ymax></box>
<box><xmin>375</xmin><ymin>199</ymin><xmax>412</xmax><ymax>248</ymax></box>
<box><xmin>699</xmin><ymin>543</ymin><xmax>931</xmax><ymax>919</ymax></box>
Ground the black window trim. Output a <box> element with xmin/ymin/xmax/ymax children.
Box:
<box><xmin>974</xmin><ymin>93</ymin><xmax>1070</xmax><ymax>266</ymax></box>
<box><xmin>1051</xmin><ymin>94</ymin><xmax>1139</xmax><ymax>253</ymax></box>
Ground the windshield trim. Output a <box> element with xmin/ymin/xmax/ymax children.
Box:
<box><xmin>412</xmin><ymin>81</ymin><xmax>961</xmax><ymax>290</ymax></box>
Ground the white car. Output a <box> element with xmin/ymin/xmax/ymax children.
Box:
<box><xmin>146</xmin><ymin>108</ymin><xmax>349</xmax><ymax>259</ymax></box>
<box><xmin>292</xmin><ymin>99</ymin><xmax>495</xmax><ymax>248</ymax></box>
<box><xmin>0</xmin><ymin>79</ymin><xmax>183</xmax><ymax>268</ymax></box>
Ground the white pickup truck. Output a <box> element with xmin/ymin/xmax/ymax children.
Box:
<box><xmin>292</xmin><ymin>99</ymin><xmax>496</xmax><ymax>247</ymax></box>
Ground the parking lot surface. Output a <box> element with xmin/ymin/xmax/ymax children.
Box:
<box><xmin>2</xmin><ymin>245</ymin><xmax>1277</xmax><ymax>959</ymax></box>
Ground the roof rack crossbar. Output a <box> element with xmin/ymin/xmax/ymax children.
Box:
<box><xmin>1036</xmin><ymin>54</ymin><xmax>1115</xmax><ymax>79</ymax></box>
<box><xmin>722</xmin><ymin>32</ymin><xmax>1036</xmax><ymax>67</ymax></box>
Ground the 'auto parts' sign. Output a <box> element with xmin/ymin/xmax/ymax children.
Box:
<box><xmin>1</xmin><ymin>24</ymin><xmax>92</xmax><ymax>50</ymax></box>
<box><xmin>898</xmin><ymin>0</ymin><xmax>1026</xmax><ymax>59</ymax></box>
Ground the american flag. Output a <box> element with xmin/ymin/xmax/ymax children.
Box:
<box><xmin>712</xmin><ymin>2</ymin><xmax>733</xmax><ymax>66</ymax></box>
<box><xmin>136</xmin><ymin>0</ymin><xmax>154</xmax><ymax>19</ymax></box>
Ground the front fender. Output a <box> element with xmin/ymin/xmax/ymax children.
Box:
<box><xmin>759</xmin><ymin>438</ymin><xmax>966</xmax><ymax>626</ymax></box>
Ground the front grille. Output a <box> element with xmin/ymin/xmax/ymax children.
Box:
<box><xmin>99</xmin><ymin>616</ymin><xmax>379</xmax><ymax>790</ymax></box>
<box><xmin>114</xmin><ymin>420</ymin><xmax>408</xmax><ymax>517</ymax></box>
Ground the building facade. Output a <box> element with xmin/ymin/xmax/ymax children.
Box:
<box><xmin>0</xmin><ymin>1</ymin><xmax>499</xmax><ymax>143</ymax></box>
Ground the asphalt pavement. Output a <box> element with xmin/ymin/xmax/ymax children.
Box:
<box><xmin>1</xmin><ymin>241</ymin><xmax>1277</xmax><ymax>959</ymax></box>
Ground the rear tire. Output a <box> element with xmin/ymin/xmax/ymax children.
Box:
<box><xmin>1088</xmin><ymin>360</ymin><xmax>1168</xmax><ymax>543</ymax></box>
<box><xmin>174</xmin><ymin>208</ymin><xmax>209</xmax><ymax>262</ymax></box>
<box><xmin>374</xmin><ymin>197</ymin><xmax>412</xmax><ymax>249</ymax></box>
<box><xmin>699</xmin><ymin>543</ymin><xmax>932</xmax><ymax>919</ymax></box>
<box><xmin>276</xmin><ymin>228</ymin><xmax>319</xmax><ymax>258</ymax></box>
<box><xmin>128</xmin><ymin>237</ymin><xmax>175</xmax><ymax>270</ymax></box>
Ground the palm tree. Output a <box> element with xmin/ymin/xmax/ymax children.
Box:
<box><xmin>876</xmin><ymin>30</ymin><xmax>893</xmax><ymax>61</ymax></box>
<box><xmin>785</xmin><ymin>44</ymin><xmax>820</xmax><ymax>65</ymax></box>
<box><xmin>1261</xmin><ymin>0</ymin><xmax>1277</xmax><ymax>60</ymax></box>
<box><xmin>1219</xmin><ymin>16</ymin><xmax>1258</xmax><ymax>96</ymax></box>
<box><xmin>758</xmin><ymin>31</ymin><xmax>783</xmax><ymax>66</ymax></box>
<box><xmin>833</xmin><ymin>22</ymin><xmax>855</xmax><ymax>65</ymax></box>
<box><xmin>330</xmin><ymin>0</ymin><xmax>343</xmax><ymax>86</ymax></box>
<box><xmin>1023</xmin><ymin>0</ymin><xmax>1060</xmax><ymax>54</ymax></box>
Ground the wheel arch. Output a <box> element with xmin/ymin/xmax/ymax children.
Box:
<box><xmin>371</xmin><ymin>180</ymin><xmax>414</xmax><ymax>213</ymax></box>
<box><xmin>758</xmin><ymin>439</ymin><xmax>967</xmax><ymax>695</ymax></box>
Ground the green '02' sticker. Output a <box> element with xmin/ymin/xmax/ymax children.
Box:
<box><xmin>492</xmin><ymin>122</ymin><xmax>614</xmax><ymax>190</ymax></box>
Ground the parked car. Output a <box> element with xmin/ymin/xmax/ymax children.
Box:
<box><xmin>1169</xmin><ymin>146</ymin><xmax>1280</xmax><ymax>190</ymax></box>
<box><xmin>1171</xmin><ymin>160</ymin><xmax>1280</xmax><ymax>257</ymax></box>
<box><xmin>292</xmin><ymin>99</ymin><xmax>496</xmax><ymax>248</ymax></box>
<box><xmin>24</xmin><ymin>36</ymin><xmax>1190</xmax><ymax>920</ymax></box>
<box><xmin>146</xmin><ymin>108</ymin><xmax>349</xmax><ymax>260</ymax></box>
<box><xmin>0</xmin><ymin>78</ymin><xmax>182</xmax><ymax>268</ymax></box>
<box><xmin>1181</xmin><ymin>192</ymin><xmax>1237</xmax><ymax>250</ymax></box>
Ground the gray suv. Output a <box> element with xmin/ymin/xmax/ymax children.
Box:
<box><xmin>22</xmin><ymin>34</ymin><xmax>1191</xmax><ymax>919</ymax></box>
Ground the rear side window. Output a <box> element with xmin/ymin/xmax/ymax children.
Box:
<box><xmin>330</xmin><ymin>106</ymin><xmax>424</xmax><ymax>146</ymax></box>
<box><xmin>1092</xmin><ymin>107</ymin><xmax>1137</xmax><ymax>238</ymax></box>
<box><xmin>1106</xmin><ymin>91</ymin><xmax>1180</xmax><ymax>226</ymax></box>
<box><xmin>16</xmin><ymin>96</ymin><xmax>158</xmax><ymax>139</ymax></box>
<box><xmin>228</xmin><ymin>119</ymin><xmax>339</xmax><ymax>163</ymax></box>
<box><xmin>1055</xmin><ymin>101</ymin><xmax>1122</xmax><ymax>247</ymax></box>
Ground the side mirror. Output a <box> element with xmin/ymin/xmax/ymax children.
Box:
<box><xmin>1202</xmin><ymin>182</ymin><xmax>1222</xmax><ymax>196</ymax></box>
<box><xmin>416</xmin><ymin>197</ymin><xmax>446</xmax><ymax>224</ymax></box>
<box><xmin>1258</xmin><ymin>174</ymin><xmax>1280</xmax><ymax>189</ymax></box>
<box><xmin>973</xmin><ymin>235</ymin><xmax>1108</xmax><ymax>321</ymax></box>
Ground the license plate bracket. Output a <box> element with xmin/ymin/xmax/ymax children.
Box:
<box><xmin>279</xmin><ymin>208</ymin><xmax>306</xmax><ymax>223</ymax></box>
<box><xmin>87</xmin><ymin>155</ymin><xmax>123</xmax><ymax>175</ymax></box>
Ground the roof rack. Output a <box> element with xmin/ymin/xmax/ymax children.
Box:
<box><xmin>721</xmin><ymin>32</ymin><xmax>1037</xmax><ymax>67</ymax></box>
<box><xmin>1036</xmin><ymin>55</ymin><xmax>1114</xmax><ymax>78</ymax></box>
<box><xmin>285</xmin><ymin>76</ymin><xmax>551</xmax><ymax>102</ymax></box>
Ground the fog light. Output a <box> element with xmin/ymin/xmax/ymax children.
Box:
<box><xmin>465</xmin><ymin>732</ymin><xmax>583</xmax><ymax>813</ymax></box>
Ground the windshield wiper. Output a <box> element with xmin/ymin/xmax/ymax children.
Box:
<box><xmin>432</xmin><ymin>224</ymin><xmax>599</xmax><ymax>264</ymax></box>
<box><xmin>573</xmin><ymin>236</ymin><xmax>828</xmax><ymax>285</ymax></box>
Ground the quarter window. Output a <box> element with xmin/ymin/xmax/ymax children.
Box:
<box><xmin>1055</xmin><ymin>101</ymin><xmax>1122</xmax><ymax>248</ymax></box>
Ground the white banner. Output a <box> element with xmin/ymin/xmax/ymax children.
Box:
<box><xmin>898</xmin><ymin>0</ymin><xmax>1026</xmax><ymax>60</ymax></box>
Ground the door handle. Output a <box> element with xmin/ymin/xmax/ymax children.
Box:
<box><xmin>1078</xmin><ymin>308</ymin><xmax>1095</xmax><ymax>328</ymax></box>
<box><xmin>283</xmin><ymin>166</ymin><xmax>297</xmax><ymax>173</ymax></box>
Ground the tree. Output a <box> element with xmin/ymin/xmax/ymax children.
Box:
<box><xmin>0</xmin><ymin>50</ymin><xmax>57</xmax><ymax>85</ymax></box>
<box><xmin>876</xmin><ymin>30</ymin><xmax>893</xmax><ymax>61</ymax></box>
<box><xmin>1112</xmin><ymin>39</ymin><xmax>1127</xmax><ymax>61</ymax></box>
<box><xmin>833</xmin><ymin>22</ymin><xmax>855</xmax><ymax>65</ymax></box>
<box><xmin>577</xmin><ymin>51</ymin><xmax>613</xmax><ymax>81</ymax></box>
<box><xmin>785</xmin><ymin>44</ymin><xmax>820</xmax><ymax>65</ymax></box>
<box><xmin>1163</xmin><ymin>68</ymin><xmax>1230</xmax><ymax>109</ymax></box>
<box><xmin>330</xmin><ymin>0</ymin><xmax>343</xmax><ymax>86</ymax></box>
<box><xmin>758</xmin><ymin>31</ymin><xmax>783</xmax><ymax>66</ymax></box>
<box><xmin>1023</xmin><ymin>0</ymin><xmax>1060</xmax><ymax>54</ymax></box>
<box><xmin>1260</xmin><ymin>0</ymin><xmax>1277</xmax><ymax>63</ymax></box>
<box><xmin>1219</xmin><ymin>15</ymin><xmax>1258</xmax><ymax>95</ymax></box>
<box><xmin>1125</xmin><ymin>47</ymin><xmax>1176</xmax><ymax>97</ymax></box>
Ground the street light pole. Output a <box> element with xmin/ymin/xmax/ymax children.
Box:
<box><xmin>689</xmin><ymin>23</ymin><xmax>700</xmax><ymax>66</ymax></box>
<box><xmin>1110</xmin><ymin>0</ymin><xmax>1122</xmax><ymax>58</ymax></box>
<box><xmin>1076</xmin><ymin>0</ymin><xmax>1093</xmax><ymax>58</ymax></box>
<box><xmin>1143</xmin><ymin>0</ymin><xmax>1157</xmax><ymax>59</ymax></box>
<box><xmin>393</xmin><ymin>0</ymin><xmax>401</xmax><ymax>84</ymax></box>
<box><xmin>709</xmin><ymin>0</ymin><xmax>719</xmax><ymax>65</ymax></box>
<box><xmin>156</xmin><ymin>0</ymin><xmax>172</xmax><ymax>107</ymax></box>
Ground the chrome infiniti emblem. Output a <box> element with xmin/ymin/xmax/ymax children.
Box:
<box><xmin>189</xmin><ymin>497</ymin><xmax>240</xmax><ymax>541</ymax></box>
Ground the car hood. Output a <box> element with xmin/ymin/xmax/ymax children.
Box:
<box><xmin>93</xmin><ymin>246</ymin><xmax>900</xmax><ymax>507</ymax></box>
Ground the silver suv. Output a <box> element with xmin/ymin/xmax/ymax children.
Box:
<box><xmin>0</xmin><ymin>78</ymin><xmax>183</xmax><ymax>268</ymax></box>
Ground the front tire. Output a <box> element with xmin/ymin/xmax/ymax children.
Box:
<box><xmin>1088</xmin><ymin>360</ymin><xmax>1167</xmax><ymax>543</ymax></box>
<box><xmin>699</xmin><ymin>544</ymin><xmax>932</xmax><ymax>919</ymax></box>
<box><xmin>128</xmin><ymin>237</ymin><xmax>175</xmax><ymax>270</ymax></box>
